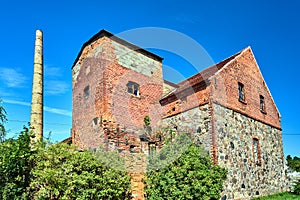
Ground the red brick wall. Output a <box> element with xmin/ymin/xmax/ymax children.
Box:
<box><xmin>101</xmin><ymin>62</ymin><xmax>163</xmax><ymax>132</ymax></box>
<box><xmin>211</xmin><ymin>48</ymin><xmax>281</xmax><ymax>129</ymax></box>
<box><xmin>72</xmin><ymin>36</ymin><xmax>163</xmax><ymax>149</ymax></box>
<box><xmin>72</xmin><ymin>57</ymin><xmax>107</xmax><ymax>149</ymax></box>
<box><xmin>161</xmin><ymin>82</ymin><xmax>210</xmax><ymax>117</ymax></box>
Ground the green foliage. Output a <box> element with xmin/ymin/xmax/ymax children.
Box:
<box><xmin>293</xmin><ymin>179</ymin><xmax>300</xmax><ymax>195</ymax></box>
<box><xmin>0</xmin><ymin>100</ymin><xmax>7</xmax><ymax>142</ymax></box>
<box><xmin>145</xmin><ymin>133</ymin><xmax>227</xmax><ymax>200</ymax></box>
<box><xmin>287</xmin><ymin>155</ymin><xmax>300</xmax><ymax>172</ymax></box>
<box><xmin>144</xmin><ymin>115</ymin><xmax>151</xmax><ymax>126</ymax></box>
<box><xmin>29</xmin><ymin>143</ymin><xmax>131</xmax><ymax>200</ymax></box>
<box><xmin>252</xmin><ymin>192</ymin><xmax>300</xmax><ymax>200</ymax></box>
<box><xmin>0</xmin><ymin>126</ymin><xmax>32</xmax><ymax>200</ymax></box>
<box><xmin>0</xmin><ymin>126</ymin><xmax>131</xmax><ymax>199</ymax></box>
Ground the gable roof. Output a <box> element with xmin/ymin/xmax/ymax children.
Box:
<box><xmin>161</xmin><ymin>49</ymin><xmax>244</xmax><ymax>100</ymax></box>
<box><xmin>71</xmin><ymin>29</ymin><xmax>163</xmax><ymax>69</ymax></box>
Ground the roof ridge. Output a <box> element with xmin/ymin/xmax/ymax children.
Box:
<box><xmin>177</xmin><ymin>47</ymin><xmax>246</xmax><ymax>87</ymax></box>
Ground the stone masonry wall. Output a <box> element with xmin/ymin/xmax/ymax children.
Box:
<box><xmin>162</xmin><ymin>104</ymin><xmax>212</xmax><ymax>153</ymax></box>
<box><xmin>111</xmin><ymin>40</ymin><xmax>162</xmax><ymax>79</ymax></box>
<box><xmin>214</xmin><ymin>103</ymin><xmax>285</xmax><ymax>200</ymax></box>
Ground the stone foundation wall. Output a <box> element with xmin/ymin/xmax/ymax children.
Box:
<box><xmin>214</xmin><ymin>103</ymin><xmax>285</xmax><ymax>199</ymax></box>
<box><xmin>162</xmin><ymin>104</ymin><xmax>212</xmax><ymax>153</ymax></box>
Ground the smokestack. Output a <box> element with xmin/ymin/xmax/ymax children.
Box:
<box><xmin>30</xmin><ymin>29</ymin><xmax>43</xmax><ymax>141</ymax></box>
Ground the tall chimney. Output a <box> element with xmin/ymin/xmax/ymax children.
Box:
<box><xmin>30</xmin><ymin>30</ymin><xmax>43</xmax><ymax>141</ymax></box>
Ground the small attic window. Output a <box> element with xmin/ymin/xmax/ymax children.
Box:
<box><xmin>127</xmin><ymin>81</ymin><xmax>139</xmax><ymax>96</ymax></box>
<box><xmin>260</xmin><ymin>95</ymin><xmax>265</xmax><ymax>112</ymax></box>
<box><xmin>84</xmin><ymin>86</ymin><xmax>90</xmax><ymax>99</ymax></box>
<box><xmin>238</xmin><ymin>82</ymin><xmax>245</xmax><ymax>102</ymax></box>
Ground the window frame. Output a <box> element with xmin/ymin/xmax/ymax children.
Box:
<box><xmin>238</xmin><ymin>82</ymin><xmax>245</xmax><ymax>102</ymax></box>
<box><xmin>126</xmin><ymin>81</ymin><xmax>140</xmax><ymax>97</ymax></box>
<box><xmin>260</xmin><ymin>95</ymin><xmax>266</xmax><ymax>113</ymax></box>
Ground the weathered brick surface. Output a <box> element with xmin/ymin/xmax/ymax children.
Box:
<box><xmin>71</xmin><ymin>30</ymin><xmax>285</xmax><ymax>200</ymax></box>
<box><xmin>72</xmin><ymin>35</ymin><xmax>163</xmax><ymax>149</ymax></box>
<box><xmin>211</xmin><ymin>48</ymin><xmax>281</xmax><ymax>129</ymax></box>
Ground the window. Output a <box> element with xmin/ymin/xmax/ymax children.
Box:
<box><xmin>126</xmin><ymin>81</ymin><xmax>139</xmax><ymax>96</ymax></box>
<box><xmin>238</xmin><ymin>82</ymin><xmax>245</xmax><ymax>102</ymax></box>
<box><xmin>93</xmin><ymin>117</ymin><xmax>98</xmax><ymax>126</ymax></box>
<box><xmin>253</xmin><ymin>137</ymin><xmax>261</xmax><ymax>165</ymax></box>
<box><xmin>260</xmin><ymin>95</ymin><xmax>265</xmax><ymax>112</ymax></box>
<box><xmin>84</xmin><ymin>86</ymin><xmax>90</xmax><ymax>99</ymax></box>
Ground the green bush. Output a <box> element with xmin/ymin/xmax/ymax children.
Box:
<box><xmin>29</xmin><ymin>143</ymin><xmax>131</xmax><ymax>200</ymax></box>
<box><xmin>0</xmin><ymin>126</ymin><xmax>31</xmax><ymax>200</ymax></box>
<box><xmin>293</xmin><ymin>179</ymin><xmax>300</xmax><ymax>195</ymax></box>
<box><xmin>0</xmin><ymin>126</ymin><xmax>131</xmax><ymax>199</ymax></box>
<box><xmin>145</xmin><ymin>133</ymin><xmax>227</xmax><ymax>200</ymax></box>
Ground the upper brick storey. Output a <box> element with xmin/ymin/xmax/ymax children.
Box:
<box><xmin>210</xmin><ymin>47</ymin><xmax>281</xmax><ymax>129</ymax></box>
<box><xmin>160</xmin><ymin>47</ymin><xmax>281</xmax><ymax>129</ymax></box>
<box><xmin>72</xmin><ymin>30</ymin><xmax>164</xmax><ymax>149</ymax></box>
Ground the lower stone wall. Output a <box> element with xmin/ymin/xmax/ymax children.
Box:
<box><xmin>162</xmin><ymin>104</ymin><xmax>211</xmax><ymax>153</ymax></box>
<box><xmin>214</xmin><ymin>103</ymin><xmax>286</xmax><ymax>199</ymax></box>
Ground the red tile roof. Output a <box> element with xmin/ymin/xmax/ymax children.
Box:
<box><xmin>161</xmin><ymin>49</ymin><xmax>243</xmax><ymax>100</ymax></box>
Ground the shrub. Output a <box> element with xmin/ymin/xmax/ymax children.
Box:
<box><xmin>293</xmin><ymin>179</ymin><xmax>300</xmax><ymax>195</ymax></box>
<box><xmin>145</xmin><ymin>133</ymin><xmax>227</xmax><ymax>200</ymax></box>
<box><xmin>29</xmin><ymin>143</ymin><xmax>131</xmax><ymax>199</ymax></box>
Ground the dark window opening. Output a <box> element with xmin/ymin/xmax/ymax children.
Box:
<box><xmin>260</xmin><ymin>95</ymin><xmax>265</xmax><ymax>112</ymax></box>
<box><xmin>238</xmin><ymin>82</ymin><xmax>245</xmax><ymax>102</ymax></box>
<box><xmin>84</xmin><ymin>86</ymin><xmax>90</xmax><ymax>99</ymax></box>
<box><xmin>126</xmin><ymin>81</ymin><xmax>139</xmax><ymax>96</ymax></box>
<box><xmin>93</xmin><ymin>117</ymin><xmax>98</xmax><ymax>126</ymax></box>
<box><xmin>130</xmin><ymin>145</ymin><xmax>135</xmax><ymax>153</ymax></box>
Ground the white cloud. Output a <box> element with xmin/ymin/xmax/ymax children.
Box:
<box><xmin>3</xmin><ymin>99</ymin><xmax>71</xmax><ymax>117</ymax></box>
<box><xmin>45</xmin><ymin>66</ymin><xmax>62</xmax><ymax>77</ymax></box>
<box><xmin>44</xmin><ymin>106</ymin><xmax>72</xmax><ymax>117</ymax></box>
<box><xmin>3</xmin><ymin>99</ymin><xmax>31</xmax><ymax>106</ymax></box>
<box><xmin>45</xmin><ymin>80</ymin><xmax>69</xmax><ymax>95</ymax></box>
<box><xmin>0</xmin><ymin>68</ymin><xmax>28</xmax><ymax>88</ymax></box>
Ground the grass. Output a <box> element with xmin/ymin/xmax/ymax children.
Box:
<box><xmin>252</xmin><ymin>192</ymin><xmax>300</xmax><ymax>200</ymax></box>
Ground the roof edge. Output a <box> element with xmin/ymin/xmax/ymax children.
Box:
<box><xmin>71</xmin><ymin>29</ymin><xmax>163</xmax><ymax>69</ymax></box>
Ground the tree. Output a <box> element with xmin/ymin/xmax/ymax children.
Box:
<box><xmin>0</xmin><ymin>100</ymin><xmax>7</xmax><ymax>142</ymax></box>
<box><xmin>287</xmin><ymin>155</ymin><xmax>300</xmax><ymax>172</ymax></box>
<box><xmin>145</xmin><ymin>133</ymin><xmax>227</xmax><ymax>200</ymax></box>
<box><xmin>286</xmin><ymin>155</ymin><xmax>300</xmax><ymax>195</ymax></box>
<box><xmin>0</xmin><ymin>126</ymin><xmax>32</xmax><ymax>200</ymax></box>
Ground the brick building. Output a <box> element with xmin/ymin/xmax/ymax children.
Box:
<box><xmin>71</xmin><ymin>30</ymin><xmax>286</xmax><ymax>199</ymax></box>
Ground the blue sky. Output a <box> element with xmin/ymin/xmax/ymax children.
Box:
<box><xmin>0</xmin><ymin>0</ymin><xmax>299</xmax><ymax>157</ymax></box>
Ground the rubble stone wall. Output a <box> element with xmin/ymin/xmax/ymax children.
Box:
<box><xmin>214</xmin><ymin>103</ymin><xmax>285</xmax><ymax>199</ymax></box>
